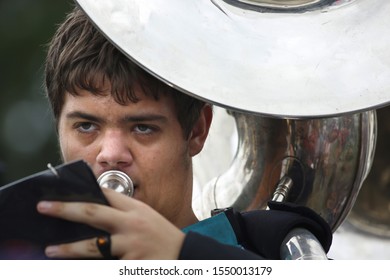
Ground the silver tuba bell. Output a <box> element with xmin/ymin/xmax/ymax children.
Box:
<box><xmin>75</xmin><ymin>0</ymin><xmax>390</xmax><ymax>259</ymax></box>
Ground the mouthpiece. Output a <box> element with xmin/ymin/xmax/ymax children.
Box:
<box><xmin>97</xmin><ymin>170</ymin><xmax>134</xmax><ymax>197</ymax></box>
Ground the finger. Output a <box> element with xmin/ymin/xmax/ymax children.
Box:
<box><xmin>45</xmin><ymin>237</ymin><xmax>101</xmax><ymax>259</ymax></box>
<box><xmin>46</xmin><ymin>234</ymin><xmax>129</xmax><ymax>259</ymax></box>
<box><xmin>101</xmin><ymin>187</ymin><xmax>143</xmax><ymax>211</ymax></box>
<box><xmin>37</xmin><ymin>201</ymin><xmax>120</xmax><ymax>232</ymax></box>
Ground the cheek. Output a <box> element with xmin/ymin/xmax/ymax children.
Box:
<box><xmin>156</xmin><ymin>146</ymin><xmax>190</xmax><ymax>179</ymax></box>
<box><xmin>58</xmin><ymin>122</ymin><xmax>71</xmax><ymax>160</ymax></box>
<box><xmin>139</xmin><ymin>145</ymin><xmax>188</xmax><ymax>176</ymax></box>
<box><xmin>139</xmin><ymin>149</ymin><xmax>168</xmax><ymax>175</ymax></box>
<box><xmin>58</xmin><ymin>130</ymin><xmax>92</xmax><ymax>163</ymax></box>
<box><xmin>58</xmin><ymin>131</ymin><xmax>70</xmax><ymax>161</ymax></box>
<box><xmin>59</xmin><ymin>137</ymin><xmax>77</xmax><ymax>162</ymax></box>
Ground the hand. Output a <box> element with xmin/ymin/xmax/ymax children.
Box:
<box><xmin>36</xmin><ymin>188</ymin><xmax>185</xmax><ymax>259</ymax></box>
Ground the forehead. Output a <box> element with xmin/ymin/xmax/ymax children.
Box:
<box><xmin>60</xmin><ymin>88</ymin><xmax>177</xmax><ymax>120</ymax></box>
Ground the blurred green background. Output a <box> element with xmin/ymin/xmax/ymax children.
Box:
<box><xmin>0</xmin><ymin>0</ymin><xmax>73</xmax><ymax>185</ymax></box>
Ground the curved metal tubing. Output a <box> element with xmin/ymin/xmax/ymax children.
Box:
<box><xmin>200</xmin><ymin>110</ymin><xmax>377</xmax><ymax>232</ymax></box>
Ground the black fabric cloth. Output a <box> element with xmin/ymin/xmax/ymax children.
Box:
<box><xmin>0</xmin><ymin>160</ymin><xmax>110</xmax><ymax>260</ymax></box>
<box><xmin>239</xmin><ymin>201</ymin><xmax>332</xmax><ymax>259</ymax></box>
<box><xmin>179</xmin><ymin>202</ymin><xmax>332</xmax><ymax>260</ymax></box>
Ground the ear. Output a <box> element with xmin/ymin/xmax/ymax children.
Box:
<box><xmin>188</xmin><ymin>104</ymin><xmax>213</xmax><ymax>157</ymax></box>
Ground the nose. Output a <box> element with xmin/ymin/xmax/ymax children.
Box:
<box><xmin>96</xmin><ymin>129</ymin><xmax>133</xmax><ymax>170</ymax></box>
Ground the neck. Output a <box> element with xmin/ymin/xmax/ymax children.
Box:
<box><xmin>174</xmin><ymin>210</ymin><xmax>199</xmax><ymax>229</ymax></box>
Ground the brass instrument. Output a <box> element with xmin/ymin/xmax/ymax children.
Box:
<box><xmin>348</xmin><ymin>106</ymin><xmax>390</xmax><ymax>238</ymax></box>
<box><xmin>200</xmin><ymin>110</ymin><xmax>377</xmax><ymax>232</ymax></box>
<box><xmin>97</xmin><ymin>170</ymin><xmax>134</xmax><ymax>197</ymax></box>
<box><xmin>74</xmin><ymin>0</ymin><xmax>390</xmax><ymax>259</ymax></box>
<box><xmin>74</xmin><ymin>0</ymin><xmax>390</xmax><ymax>117</ymax></box>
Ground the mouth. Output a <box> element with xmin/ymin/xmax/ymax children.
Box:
<box><xmin>131</xmin><ymin>183</ymin><xmax>137</xmax><ymax>194</ymax></box>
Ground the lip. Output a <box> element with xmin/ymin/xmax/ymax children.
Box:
<box><xmin>132</xmin><ymin>183</ymin><xmax>140</xmax><ymax>198</ymax></box>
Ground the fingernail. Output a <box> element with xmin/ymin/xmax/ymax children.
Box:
<box><xmin>37</xmin><ymin>201</ymin><xmax>53</xmax><ymax>212</ymax></box>
<box><xmin>45</xmin><ymin>246</ymin><xmax>59</xmax><ymax>257</ymax></box>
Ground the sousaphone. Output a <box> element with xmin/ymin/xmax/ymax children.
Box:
<box><xmin>75</xmin><ymin>0</ymin><xmax>390</xmax><ymax>258</ymax></box>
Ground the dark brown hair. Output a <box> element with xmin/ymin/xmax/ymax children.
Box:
<box><xmin>45</xmin><ymin>6</ymin><xmax>206</xmax><ymax>138</ymax></box>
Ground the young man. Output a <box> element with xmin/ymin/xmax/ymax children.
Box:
<box><xmin>38</xmin><ymin>6</ymin><xmax>331</xmax><ymax>260</ymax></box>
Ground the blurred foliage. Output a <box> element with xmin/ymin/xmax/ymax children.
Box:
<box><xmin>0</xmin><ymin>0</ymin><xmax>74</xmax><ymax>185</ymax></box>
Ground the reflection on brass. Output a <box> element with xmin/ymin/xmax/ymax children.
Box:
<box><xmin>201</xmin><ymin>110</ymin><xmax>376</xmax><ymax>232</ymax></box>
<box><xmin>236</xmin><ymin>0</ymin><xmax>329</xmax><ymax>9</ymax></box>
<box><xmin>349</xmin><ymin>106</ymin><xmax>390</xmax><ymax>238</ymax></box>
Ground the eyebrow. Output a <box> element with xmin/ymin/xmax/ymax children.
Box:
<box><xmin>65</xmin><ymin>111</ymin><xmax>104</xmax><ymax>123</ymax></box>
<box><xmin>122</xmin><ymin>114</ymin><xmax>167</xmax><ymax>123</ymax></box>
<box><xmin>65</xmin><ymin>111</ymin><xmax>168</xmax><ymax>124</ymax></box>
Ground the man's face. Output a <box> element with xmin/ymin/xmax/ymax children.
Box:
<box><xmin>57</xmin><ymin>85</ymin><xmax>197</xmax><ymax>227</ymax></box>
